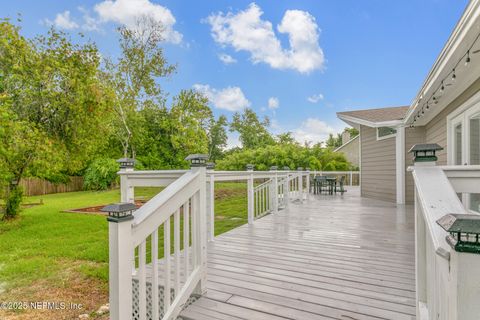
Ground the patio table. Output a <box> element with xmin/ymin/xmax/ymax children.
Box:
<box><xmin>326</xmin><ymin>177</ymin><xmax>337</xmax><ymax>195</ymax></box>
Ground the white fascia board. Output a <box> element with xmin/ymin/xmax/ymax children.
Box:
<box><xmin>337</xmin><ymin>114</ymin><xmax>403</xmax><ymax>128</ymax></box>
<box><xmin>404</xmin><ymin>0</ymin><xmax>480</xmax><ymax>124</ymax></box>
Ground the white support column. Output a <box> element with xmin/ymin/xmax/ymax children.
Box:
<box><xmin>305</xmin><ymin>169</ymin><xmax>310</xmax><ymax>201</ymax></box>
<box><xmin>247</xmin><ymin>165</ymin><xmax>254</xmax><ymax>224</ymax></box>
<box><xmin>396</xmin><ymin>126</ymin><xmax>406</xmax><ymax>205</ymax></box>
<box><xmin>284</xmin><ymin>170</ymin><xmax>290</xmax><ymax>208</ymax></box>
<box><xmin>106</xmin><ymin>208</ymin><xmax>134</xmax><ymax>320</ymax></box>
<box><xmin>119</xmin><ymin>164</ymin><xmax>135</xmax><ymax>203</ymax></box>
<box><xmin>297</xmin><ymin>168</ymin><xmax>304</xmax><ymax>202</ymax></box>
<box><xmin>349</xmin><ymin>171</ymin><xmax>353</xmax><ymax>186</ymax></box>
<box><xmin>270</xmin><ymin>167</ymin><xmax>278</xmax><ymax>214</ymax></box>
<box><xmin>206</xmin><ymin>165</ymin><xmax>215</xmax><ymax>242</ymax></box>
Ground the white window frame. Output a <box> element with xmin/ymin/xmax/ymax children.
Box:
<box><xmin>376</xmin><ymin>126</ymin><xmax>397</xmax><ymax>141</ymax></box>
<box><xmin>447</xmin><ymin>91</ymin><xmax>480</xmax><ymax>213</ymax></box>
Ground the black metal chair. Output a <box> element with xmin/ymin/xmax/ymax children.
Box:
<box><xmin>314</xmin><ymin>176</ymin><xmax>328</xmax><ymax>194</ymax></box>
<box><xmin>335</xmin><ymin>176</ymin><xmax>346</xmax><ymax>195</ymax></box>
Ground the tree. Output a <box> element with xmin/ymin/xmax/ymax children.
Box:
<box><xmin>105</xmin><ymin>16</ymin><xmax>176</xmax><ymax>158</ymax></box>
<box><xmin>276</xmin><ymin>132</ymin><xmax>298</xmax><ymax>145</ymax></box>
<box><xmin>325</xmin><ymin>133</ymin><xmax>342</xmax><ymax>149</ymax></box>
<box><xmin>0</xmin><ymin>20</ymin><xmax>113</xmax><ymax>217</ymax></box>
<box><xmin>208</xmin><ymin>115</ymin><xmax>228</xmax><ymax>161</ymax></box>
<box><xmin>133</xmin><ymin>89</ymin><xmax>212</xmax><ymax>169</ymax></box>
<box><xmin>230</xmin><ymin>108</ymin><xmax>275</xmax><ymax>149</ymax></box>
<box><xmin>325</xmin><ymin>127</ymin><xmax>359</xmax><ymax>149</ymax></box>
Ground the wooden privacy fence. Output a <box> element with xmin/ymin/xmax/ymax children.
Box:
<box><xmin>19</xmin><ymin>176</ymin><xmax>84</xmax><ymax>196</ymax></box>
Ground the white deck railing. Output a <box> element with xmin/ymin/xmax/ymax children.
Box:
<box><xmin>109</xmin><ymin>164</ymin><xmax>338</xmax><ymax>320</ymax></box>
<box><xmin>411</xmin><ymin>163</ymin><xmax>480</xmax><ymax>320</ymax></box>
<box><xmin>109</xmin><ymin>167</ymin><xmax>206</xmax><ymax>320</ymax></box>
<box><xmin>253</xmin><ymin>179</ymin><xmax>272</xmax><ymax>219</ymax></box>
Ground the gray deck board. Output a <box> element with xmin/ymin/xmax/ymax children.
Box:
<box><xmin>180</xmin><ymin>187</ymin><xmax>416</xmax><ymax>320</ymax></box>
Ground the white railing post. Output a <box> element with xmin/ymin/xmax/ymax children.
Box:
<box><xmin>187</xmin><ymin>155</ymin><xmax>208</xmax><ymax>295</ymax></box>
<box><xmin>206</xmin><ymin>163</ymin><xmax>215</xmax><ymax>242</ymax></box>
<box><xmin>350</xmin><ymin>171</ymin><xmax>353</xmax><ymax>186</ymax></box>
<box><xmin>283</xmin><ymin>167</ymin><xmax>290</xmax><ymax>207</ymax></box>
<box><xmin>247</xmin><ymin>164</ymin><xmax>254</xmax><ymax>224</ymax></box>
<box><xmin>305</xmin><ymin>168</ymin><xmax>310</xmax><ymax>201</ymax></box>
<box><xmin>103</xmin><ymin>203</ymin><xmax>135</xmax><ymax>320</ymax></box>
<box><xmin>270</xmin><ymin>166</ymin><xmax>278</xmax><ymax>214</ymax></box>
<box><xmin>118</xmin><ymin>158</ymin><xmax>135</xmax><ymax>203</ymax></box>
<box><xmin>448</xmin><ymin>246</ymin><xmax>480</xmax><ymax>319</ymax></box>
<box><xmin>297</xmin><ymin>167</ymin><xmax>303</xmax><ymax>202</ymax></box>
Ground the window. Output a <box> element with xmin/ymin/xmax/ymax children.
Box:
<box><xmin>448</xmin><ymin>101</ymin><xmax>480</xmax><ymax>213</ymax></box>
<box><xmin>376</xmin><ymin>127</ymin><xmax>397</xmax><ymax>140</ymax></box>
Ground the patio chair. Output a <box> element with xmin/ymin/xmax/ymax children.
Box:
<box><xmin>314</xmin><ymin>176</ymin><xmax>329</xmax><ymax>194</ymax></box>
<box><xmin>335</xmin><ymin>176</ymin><xmax>346</xmax><ymax>195</ymax></box>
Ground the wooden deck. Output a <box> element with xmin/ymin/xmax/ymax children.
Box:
<box><xmin>180</xmin><ymin>187</ymin><xmax>416</xmax><ymax>320</ymax></box>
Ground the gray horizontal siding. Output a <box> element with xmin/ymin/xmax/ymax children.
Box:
<box><xmin>360</xmin><ymin>125</ymin><xmax>396</xmax><ymax>202</ymax></box>
<box><xmin>425</xmin><ymin>77</ymin><xmax>480</xmax><ymax>165</ymax></box>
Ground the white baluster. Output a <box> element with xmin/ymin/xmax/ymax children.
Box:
<box><xmin>138</xmin><ymin>240</ymin><xmax>146</xmax><ymax>320</ymax></box>
<box><xmin>164</xmin><ymin>218</ymin><xmax>171</xmax><ymax>310</ymax></box>
<box><xmin>174</xmin><ymin>209</ymin><xmax>180</xmax><ymax>296</ymax></box>
<box><xmin>151</xmin><ymin>229</ymin><xmax>159</xmax><ymax>320</ymax></box>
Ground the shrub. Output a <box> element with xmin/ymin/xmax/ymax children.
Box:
<box><xmin>83</xmin><ymin>158</ymin><xmax>120</xmax><ymax>191</ymax></box>
<box><xmin>3</xmin><ymin>184</ymin><xmax>23</xmax><ymax>219</ymax></box>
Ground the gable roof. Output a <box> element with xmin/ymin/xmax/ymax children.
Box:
<box><xmin>337</xmin><ymin>106</ymin><xmax>409</xmax><ymax>128</ymax></box>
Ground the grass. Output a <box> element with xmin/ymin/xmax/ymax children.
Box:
<box><xmin>0</xmin><ymin>182</ymin><xmax>248</xmax><ymax>292</ymax></box>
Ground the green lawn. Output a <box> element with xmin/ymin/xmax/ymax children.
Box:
<box><xmin>0</xmin><ymin>182</ymin><xmax>248</xmax><ymax>292</ymax></box>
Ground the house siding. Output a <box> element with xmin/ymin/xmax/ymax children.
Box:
<box><xmin>335</xmin><ymin>136</ymin><xmax>360</xmax><ymax>168</ymax></box>
<box><xmin>425</xmin><ymin>77</ymin><xmax>480</xmax><ymax>165</ymax></box>
<box><xmin>405</xmin><ymin>127</ymin><xmax>425</xmax><ymax>203</ymax></box>
<box><xmin>360</xmin><ymin>125</ymin><xmax>396</xmax><ymax>202</ymax></box>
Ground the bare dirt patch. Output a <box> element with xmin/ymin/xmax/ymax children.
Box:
<box><xmin>214</xmin><ymin>188</ymin><xmax>245</xmax><ymax>200</ymax></box>
<box><xmin>0</xmin><ymin>262</ymin><xmax>108</xmax><ymax>320</ymax></box>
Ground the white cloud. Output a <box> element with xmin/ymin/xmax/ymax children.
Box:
<box><xmin>205</xmin><ymin>3</ymin><xmax>324</xmax><ymax>73</ymax></box>
<box><xmin>307</xmin><ymin>93</ymin><xmax>324</xmax><ymax>103</ymax></box>
<box><xmin>78</xmin><ymin>7</ymin><xmax>102</xmax><ymax>32</ymax></box>
<box><xmin>218</xmin><ymin>53</ymin><xmax>237</xmax><ymax>64</ymax></box>
<box><xmin>268</xmin><ymin>97</ymin><xmax>279</xmax><ymax>109</ymax></box>
<box><xmin>292</xmin><ymin>118</ymin><xmax>337</xmax><ymax>144</ymax></box>
<box><xmin>52</xmin><ymin>11</ymin><xmax>79</xmax><ymax>30</ymax></box>
<box><xmin>193</xmin><ymin>84</ymin><xmax>251</xmax><ymax>112</ymax></box>
<box><xmin>94</xmin><ymin>0</ymin><xmax>182</xmax><ymax>43</ymax></box>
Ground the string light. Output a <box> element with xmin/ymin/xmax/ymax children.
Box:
<box><xmin>410</xmin><ymin>30</ymin><xmax>480</xmax><ymax>126</ymax></box>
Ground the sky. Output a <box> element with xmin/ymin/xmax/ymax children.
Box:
<box><xmin>1</xmin><ymin>0</ymin><xmax>469</xmax><ymax>147</ymax></box>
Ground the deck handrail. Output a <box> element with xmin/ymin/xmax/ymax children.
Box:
<box><xmin>411</xmin><ymin>161</ymin><xmax>480</xmax><ymax>320</ymax></box>
<box><xmin>109</xmin><ymin>166</ymin><xmax>207</xmax><ymax>320</ymax></box>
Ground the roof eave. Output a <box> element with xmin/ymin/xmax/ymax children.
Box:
<box><xmin>405</xmin><ymin>0</ymin><xmax>480</xmax><ymax>125</ymax></box>
<box><xmin>337</xmin><ymin>113</ymin><xmax>404</xmax><ymax>128</ymax></box>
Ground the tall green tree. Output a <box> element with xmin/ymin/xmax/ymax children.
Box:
<box><xmin>230</xmin><ymin>108</ymin><xmax>275</xmax><ymax>149</ymax></box>
<box><xmin>105</xmin><ymin>16</ymin><xmax>176</xmax><ymax>158</ymax></box>
<box><xmin>0</xmin><ymin>20</ymin><xmax>113</xmax><ymax>217</ymax></box>
<box><xmin>208</xmin><ymin>115</ymin><xmax>228</xmax><ymax>161</ymax></box>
